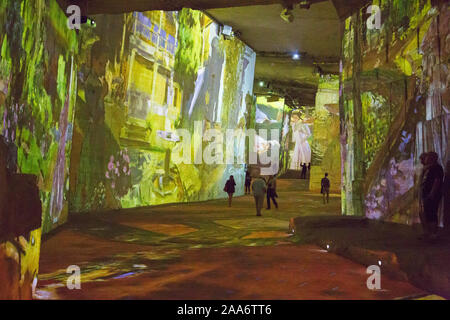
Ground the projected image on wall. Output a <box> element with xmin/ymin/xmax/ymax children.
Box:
<box><xmin>85</xmin><ymin>10</ymin><xmax>258</xmax><ymax>213</ymax></box>
<box><xmin>0</xmin><ymin>6</ymin><xmax>256</xmax><ymax>233</ymax></box>
<box><xmin>288</xmin><ymin>111</ymin><xmax>312</xmax><ymax>171</ymax></box>
<box><xmin>1</xmin><ymin>0</ymin><xmax>449</xmax><ymax>302</ymax></box>
<box><xmin>254</xmin><ymin>96</ymin><xmax>286</xmax><ymax>175</ymax></box>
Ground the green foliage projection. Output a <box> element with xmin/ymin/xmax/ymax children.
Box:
<box><xmin>174</xmin><ymin>9</ymin><xmax>202</xmax><ymax>83</ymax></box>
<box><xmin>0</xmin><ymin>0</ymin><xmax>78</xmax><ymax>233</ymax></box>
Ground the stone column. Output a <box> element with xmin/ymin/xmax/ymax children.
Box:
<box><xmin>351</xmin><ymin>10</ymin><xmax>365</xmax><ymax>217</ymax></box>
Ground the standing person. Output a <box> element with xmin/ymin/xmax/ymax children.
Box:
<box><xmin>224</xmin><ymin>175</ymin><xmax>236</xmax><ymax>207</ymax></box>
<box><xmin>301</xmin><ymin>163</ymin><xmax>307</xmax><ymax>179</ymax></box>
<box><xmin>0</xmin><ymin>135</ymin><xmax>9</xmax><ymax>236</ymax></box>
<box><xmin>252</xmin><ymin>175</ymin><xmax>267</xmax><ymax>217</ymax></box>
<box><xmin>245</xmin><ymin>170</ymin><xmax>252</xmax><ymax>195</ymax></box>
<box><xmin>419</xmin><ymin>152</ymin><xmax>444</xmax><ymax>241</ymax></box>
<box><xmin>443</xmin><ymin>160</ymin><xmax>450</xmax><ymax>234</ymax></box>
<box><xmin>321</xmin><ymin>173</ymin><xmax>330</xmax><ymax>204</ymax></box>
<box><xmin>266</xmin><ymin>175</ymin><xmax>278</xmax><ymax>210</ymax></box>
<box><xmin>418</xmin><ymin>152</ymin><xmax>429</xmax><ymax>238</ymax></box>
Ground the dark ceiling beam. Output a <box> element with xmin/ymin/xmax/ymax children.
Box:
<box><xmin>56</xmin><ymin>0</ymin><xmax>374</xmax><ymax>25</ymax></box>
<box><xmin>255</xmin><ymin>79</ymin><xmax>318</xmax><ymax>92</ymax></box>
<box><xmin>331</xmin><ymin>0</ymin><xmax>372</xmax><ymax>20</ymax></box>
<box><xmin>255</xmin><ymin>56</ymin><xmax>320</xmax><ymax>90</ymax></box>
<box><xmin>58</xmin><ymin>0</ymin><xmax>328</xmax><ymax>15</ymax></box>
<box><xmin>254</xmin><ymin>78</ymin><xmax>319</xmax><ymax>106</ymax></box>
<box><xmin>257</xmin><ymin>51</ymin><xmax>340</xmax><ymax>64</ymax></box>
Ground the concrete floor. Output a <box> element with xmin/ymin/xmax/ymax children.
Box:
<box><xmin>36</xmin><ymin>180</ymin><xmax>426</xmax><ymax>300</ymax></box>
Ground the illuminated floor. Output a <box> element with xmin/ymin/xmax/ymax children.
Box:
<box><xmin>36</xmin><ymin>180</ymin><xmax>426</xmax><ymax>300</ymax></box>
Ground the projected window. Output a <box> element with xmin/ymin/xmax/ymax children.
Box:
<box><xmin>128</xmin><ymin>54</ymin><xmax>154</xmax><ymax>119</ymax></box>
<box><xmin>154</xmin><ymin>67</ymin><xmax>169</xmax><ymax>107</ymax></box>
<box><xmin>167</xmin><ymin>35</ymin><xmax>176</xmax><ymax>55</ymax></box>
<box><xmin>159</xmin><ymin>29</ymin><xmax>167</xmax><ymax>50</ymax></box>
<box><xmin>134</xmin><ymin>12</ymin><xmax>157</xmax><ymax>46</ymax></box>
<box><xmin>153</xmin><ymin>24</ymin><xmax>160</xmax><ymax>45</ymax></box>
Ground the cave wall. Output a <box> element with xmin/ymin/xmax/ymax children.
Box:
<box><xmin>70</xmin><ymin>10</ymin><xmax>256</xmax><ymax>213</ymax></box>
<box><xmin>0</xmin><ymin>0</ymin><xmax>78</xmax><ymax>298</ymax></box>
<box><xmin>0</xmin><ymin>2</ymin><xmax>256</xmax><ymax>299</ymax></box>
<box><xmin>0</xmin><ymin>1</ymin><xmax>256</xmax><ymax>234</ymax></box>
<box><xmin>0</xmin><ymin>0</ymin><xmax>78</xmax><ymax>232</ymax></box>
<box><xmin>341</xmin><ymin>0</ymin><xmax>449</xmax><ymax>224</ymax></box>
<box><xmin>310</xmin><ymin>76</ymin><xmax>341</xmax><ymax>193</ymax></box>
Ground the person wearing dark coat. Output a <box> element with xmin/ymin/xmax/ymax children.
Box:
<box><xmin>301</xmin><ymin>163</ymin><xmax>307</xmax><ymax>179</ymax></box>
<box><xmin>224</xmin><ymin>175</ymin><xmax>236</xmax><ymax>207</ymax></box>
<box><xmin>266</xmin><ymin>175</ymin><xmax>278</xmax><ymax>210</ymax></box>
<box><xmin>443</xmin><ymin>160</ymin><xmax>450</xmax><ymax>234</ymax></box>
<box><xmin>321</xmin><ymin>173</ymin><xmax>331</xmax><ymax>204</ymax></box>
<box><xmin>419</xmin><ymin>152</ymin><xmax>444</xmax><ymax>241</ymax></box>
<box><xmin>245</xmin><ymin>170</ymin><xmax>252</xmax><ymax>195</ymax></box>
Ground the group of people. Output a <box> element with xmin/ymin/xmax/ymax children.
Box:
<box><xmin>300</xmin><ymin>163</ymin><xmax>311</xmax><ymax>179</ymax></box>
<box><xmin>225</xmin><ymin>169</ymin><xmax>332</xmax><ymax>215</ymax></box>
<box><xmin>224</xmin><ymin>151</ymin><xmax>447</xmax><ymax>228</ymax></box>
<box><xmin>224</xmin><ymin>171</ymin><xmax>278</xmax><ymax>216</ymax></box>
<box><xmin>418</xmin><ymin>151</ymin><xmax>446</xmax><ymax>241</ymax></box>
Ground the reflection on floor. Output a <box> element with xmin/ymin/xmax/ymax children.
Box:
<box><xmin>36</xmin><ymin>180</ymin><xmax>425</xmax><ymax>300</ymax></box>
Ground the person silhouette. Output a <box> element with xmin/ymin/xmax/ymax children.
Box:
<box><xmin>301</xmin><ymin>163</ymin><xmax>307</xmax><ymax>179</ymax></box>
<box><xmin>252</xmin><ymin>175</ymin><xmax>266</xmax><ymax>216</ymax></box>
<box><xmin>224</xmin><ymin>175</ymin><xmax>236</xmax><ymax>207</ymax></box>
<box><xmin>444</xmin><ymin>160</ymin><xmax>450</xmax><ymax>234</ymax></box>
<box><xmin>245</xmin><ymin>170</ymin><xmax>252</xmax><ymax>195</ymax></box>
<box><xmin>321</xmin><ymin>173</ymin><xmax>330</xmax><ymax>204</ymax></box>
<box><xmin>419</xmin><ymin>152</ymin><xmax>444</xmax><ymax>241</ymax></box>
<box><xmin>266</xmin><ymin>175</ymin><xmax>278</xmax><ymax>210</ymax></box>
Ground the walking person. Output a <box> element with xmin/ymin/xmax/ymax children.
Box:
<box><xmin>223</xmin><ymin>175</ymin><xmax>236</xmax><ymax>207</ymax></box>
<box><xmin>266</xmin><ymin>175</ymin><xmax>278</xmax><ymax>210</ymax></box>
<box><xmin>321</xmin><ymin>173</ymin><xmax>330</xmax><ymax>204</ymax></box>
<box><xmin>245</xmin><ymin>170</ymin><xmax>252</xmax><ymax>195</ymax></box>
<box><xmin>252</xmin><ymin>175</ymin><xmax>266</xmax><ymax>217</ymax></box>
<box><xmin>419</xmin><ymin>152</ymin><xmax>444</xmax><ymax>241</ymax></box>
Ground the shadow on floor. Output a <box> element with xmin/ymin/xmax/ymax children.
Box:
<box><xmin>292</xmin><ymin>216</ymin><xmax>450</xmax><ymax>298</ymax></box>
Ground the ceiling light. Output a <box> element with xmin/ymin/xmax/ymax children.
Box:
<box><xmin>80</xmin><ymin>16</ymin><xmax>96</xmax><ymax>28</ymax></box>
<box><xmin>259</xmin><ymin>81</ymin><xmax>265</xmax><ymax>87</ymax></box>
<box><xmin>293</xmin><ymin>53</ymin><xmax>300</xmax><ymax>60</ymax></box>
